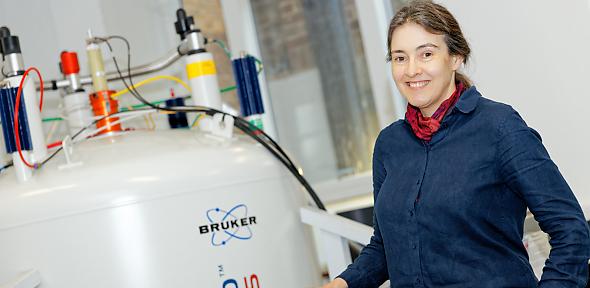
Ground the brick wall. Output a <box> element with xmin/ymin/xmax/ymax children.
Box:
<box><xmin>250</xmin><ymin>0</ymin><xmax>314</xmax><ymax>80</ymax></box>
<box><xmin>182</xmin><ymin>0</ymin><xmax>368</xmax><ymax>93</ymax></box>
<box><xmin>250</xmin><ymin>0</ymin><xmax>366</xmax><ymax>80</ymax></box>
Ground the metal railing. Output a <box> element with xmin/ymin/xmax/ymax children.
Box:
<box><xmin>300</xmin><ymin>206</ymin><xmax>390</xmax><ymax>288</ymax></box>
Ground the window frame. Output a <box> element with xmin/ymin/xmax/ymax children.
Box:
<box><xmin>219</xmin><ymin>0</ymin><xmax>405</xmax><ymax>205</ymax></box>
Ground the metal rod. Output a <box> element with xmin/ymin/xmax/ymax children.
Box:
<box><xmin>42</xmin><ymin>45</ymin><xmax>183</xmax><ymax>91</ymax></box>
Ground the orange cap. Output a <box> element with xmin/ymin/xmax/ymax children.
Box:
<box><xmin>60</xmin><ymin>51</ymin><xmax>80</xmax><ymax>75</ymax></box>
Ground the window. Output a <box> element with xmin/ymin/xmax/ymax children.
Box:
<box><xmin>249</xmin><ymin>0</ymin><xmax>380</xmax><ymax>183</ymax></box>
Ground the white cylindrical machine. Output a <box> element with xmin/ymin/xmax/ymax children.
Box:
<box><xmin>0</xmin><ymin>130</ymin><xmax>321</xmax><ymax>288</ymax></box>
<box><xmin>185</xmin><ymin>52</ymin><xmax>222</xmax><ymax>110</ymax></box>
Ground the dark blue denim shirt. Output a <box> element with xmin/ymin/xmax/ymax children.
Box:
<box><xmin>339</xmin><ymin>86</ymin><xmax>590</xmax><ymax>288</ymax></box>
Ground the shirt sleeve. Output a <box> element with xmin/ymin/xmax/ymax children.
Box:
<box><xmin>497</xmin><ymin>108</ymin><xmax>590</xmax><ymax>288</ymax></box>
<box><xmin>337</xmin><ymin>135</ymin><xmax>389</xmax><ymax>288</ymax></box>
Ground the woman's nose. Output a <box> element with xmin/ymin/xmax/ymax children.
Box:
<box><xmin>405</xmin><ymin>59</ymin><xmax>421</xmax><ymax>77</ymax></box>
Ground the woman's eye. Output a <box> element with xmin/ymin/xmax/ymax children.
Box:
<box><xmin>423</xmin><ymin>52</ymin><xmax>433</xmax><ymax>59</ymax></box>
<box><xmin>394</xmin><ymin>56</ymin><xmax>405</xmax><ymax>63</ymax></box>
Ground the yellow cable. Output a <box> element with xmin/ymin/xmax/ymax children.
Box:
<box><xmin>111</xmin><ymin>75</ymin><xmax>191</xmax><ymax>99</ymax></box>
<box><xmin>143</xmin><ymin>115</ymin><xmax>151</xmax><ymax>129</ymax></box>
<box><xmin>191</xmin><ymin>114</ymin><xmax>204</xmax><ymax>128</ymax></box>
<box><xmin>148</xmin><ymin>113</ymin><xmax>156</xmax><ymax>130</ymax></box>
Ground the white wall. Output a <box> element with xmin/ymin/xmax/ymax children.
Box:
<box><xmin>0</xmin><ymin>0</ymin><xmax>183</xmax><ymax>88</ymax></box>
<box><xmin>439</xmin><ymin>0</ymin><xmax>590</xmax><ymax>209</ymax></box>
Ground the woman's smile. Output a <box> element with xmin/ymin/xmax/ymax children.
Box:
<box><xmin>406</xmin><ymin>80</ymin><xmax>430</xmax><ymax>89</ymax></box>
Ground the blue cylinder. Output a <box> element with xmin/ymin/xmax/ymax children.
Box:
<box><xmin>165</xmin><ymin>97</ymin><xmax>189</xmax><ymax>129</ymax></box>
<box><xmin>232</xmin><ymin>56</ymin><xmax>264</xmax><ymax>117</ymax></box>
<box><xmin>0</xmin><ymin>87</ymin><xmax>32</xmax><ymax>154</ymax></box>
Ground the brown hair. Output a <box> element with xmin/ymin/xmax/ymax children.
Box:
<box><xmin>386</xmin><ymin>0</ymin><xmax>472</xmax><ymax>87</ymax></box>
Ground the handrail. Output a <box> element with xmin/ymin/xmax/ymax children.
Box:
<box><xmin>300</xmin><ymin>206</ymin><xmax>372</xmax><ymax>245</ymax></box>
<box><xmin>300</xmin><ymin>207</ymin><xmax>372</xmax><ymax>280</ymax></box>
<box><xmin>300</xmin><ymin>206</ymin><xmax>390</xmax><ymax>287</ymax></box>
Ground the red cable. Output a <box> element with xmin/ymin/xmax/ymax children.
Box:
<box><xmin>13</xmin><ymin>67</ymin><xmax>44</xmax><ymax>169</ymax></box>
<box><xmin>47</xmin><ymin>141</ymin><xmax>62</xmax><ymax>149</ymax></box>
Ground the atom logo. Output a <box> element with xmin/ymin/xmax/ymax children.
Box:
<box><xmin>205</xmin><ymin>204</ymin><xmax>254</xmax><ymax>246</ymax></box>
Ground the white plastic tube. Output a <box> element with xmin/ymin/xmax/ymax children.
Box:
<box><xmin>11</xmin><ymin>151</ymin><xmax>32</xmax><ymax>183</ymax></box>
<box><xmin>63</xmin><ymin>91</ymin><xmax>93</xmax><ymax>135</ymax></box>
<box><xmin>185</xmin><ymin>52</ymin><xmax>222</xmax><ymax>110</ymax></box>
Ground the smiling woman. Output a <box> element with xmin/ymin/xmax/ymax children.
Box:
<box><xmin>389</xmin><ymin>23</ymin><xmax>463</xmax><ymax>117</ymax></box>
<box><xmin>387</xmin><ymin>3</ymin><xmax>470</xmax><ymax>118</ymax></box>
<box><xmin>323</xmin><ymin>1</ymin><xmax>590</xmax><ymax>288</ymax></box>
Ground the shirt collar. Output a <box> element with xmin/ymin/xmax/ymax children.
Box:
<box><xmin>453</xmin><ymin>85</ymin><xmax>480</xmax><ymax>114</ymax></box>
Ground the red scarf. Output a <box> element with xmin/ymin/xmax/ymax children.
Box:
<box><xmin>405</xmin><ymin>82</ymin><xmax>465</xmax><ymax>141</ymax></box>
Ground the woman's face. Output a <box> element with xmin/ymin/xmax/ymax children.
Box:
<box><xmin>390</xmin><ymin>22</ymin><xmax>463</xmax><ymax>117</ymax></box>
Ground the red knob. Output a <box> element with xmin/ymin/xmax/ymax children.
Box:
<box><xmin>60</xmin><ymin>51</ymin><xmax>80</xmax><ymax>75</ymax></box>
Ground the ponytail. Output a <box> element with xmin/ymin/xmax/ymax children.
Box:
<box><xmin>455</xmin><ymin>72</ymin><xmax>472</xmax><ymax>88</ymax></box>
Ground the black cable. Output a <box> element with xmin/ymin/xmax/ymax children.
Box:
<box><xmin>34</xmin><ymin>104</ymin><xmax>326</xmax><ymax>210</ymax></box>
<box><xmin>38</xmin><ymin>108</ymin><xmax>157</xmax><ymax>167</ymax></box>
<box><xmin>94</xmin><ymin>37</ymin><xmax>195</xmax><ymax>114</ymax></box>
<box><xmin>105</xmin><ymin>35</ymin><xmax>143</xmax><ymax>103</ymax></box>
<box><xmin>233</xmin><ymin>120</ymin><xmax>326</xmax><ymax>210</ymax></box>
<box><xmin>107</xmin><ymin>35</ymin><xmax>308</xmax><ymax>202</ymax></box>
<box><xmin>40</xmin><ymin>147</ymin><xmax>62</xmax><ymax>166</ymax></box>
<box><xmin>94</xmin><ymin>36</ymin><xmax>141</xmax><ymax>102</ymax></box>
<box><xmin>0</xmin><ymin>161</ymin><xmax>13</xmax><ymax>173</ymax></box>
<box><xmin>91</xmin><ymin>35</ymin><xmax>326</xmax><ymax>210</ymax></box>
<box><xmin>234</xmin><ymin>116</ymin><xmax>296</xmax><ymax>166</ymax></box>
<box><xmin>39</xmin><ymin>106</ymin><xmax>314</xmax><ymax>206</ymax></box>
<box><xmin>233</xmin><ymin>118</ymin><xmax>305</xmax><ymax>186</ymax></box>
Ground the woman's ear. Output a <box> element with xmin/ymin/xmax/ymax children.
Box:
<box><xmin>451</xmin><ymin>55</ymin><xmax>464</xmax><ymax>71</ymax></box>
